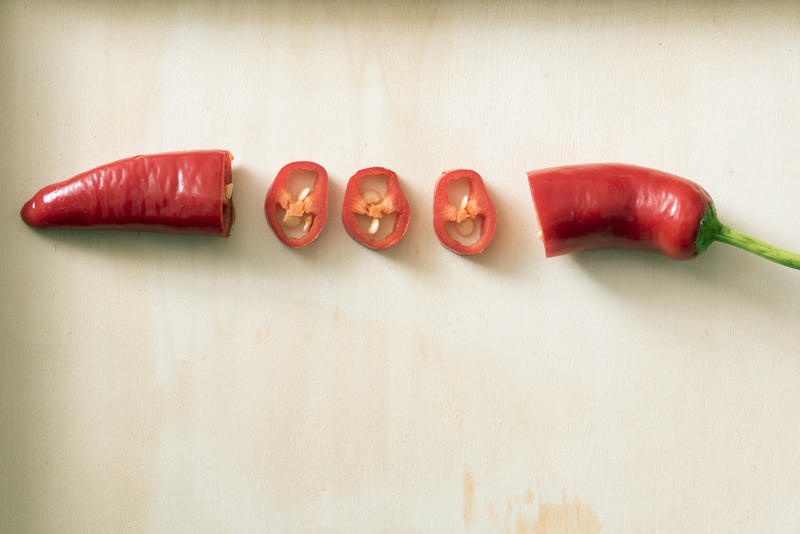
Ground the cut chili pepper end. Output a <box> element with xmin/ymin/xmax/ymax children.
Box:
<box><xmin>20</xmin><ymin>150</ymin><xmax>235</xmax><ymax>237</ymax></box>
<box><xmin>527</xmin><ymin>164</ymin><xmax>800</xmax><ymax>269</ymax></box>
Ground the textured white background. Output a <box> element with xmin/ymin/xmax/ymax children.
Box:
<box><xmin>2</xmin><ymin>1</ymin><xmax>800</xmax><ymax>532</ymax></box>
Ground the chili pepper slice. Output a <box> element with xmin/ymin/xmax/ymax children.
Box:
<box><xmin>342</xmin><ymin>167</ymin><xmax>410</xmax><ymax>250</ymax></box>
<box><xmin>527</xmin><ymin>163</ymin><xmax>800</xmax><ymax>269</ymax></box>
<box><xmin>20</xmin><ymin>150</ymin><xmax>234</xmax><ymax>237</ymax></box>
<box><xmin>264</xmin><ymin>161</ymin><xmax>329</xmax><ymax>248</ymax></box>
<box><xmin>433</xmin><ymin>169</ymin><xmax>497</xmax><ymax>255</ymax></box>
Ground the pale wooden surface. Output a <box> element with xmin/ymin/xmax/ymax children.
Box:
<box><xmin>2</xmin><ymin>1</ymin><xmax>800</xmax><ymax>533</ymax></box>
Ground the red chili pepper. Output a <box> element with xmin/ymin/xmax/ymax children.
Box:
<box><xmin>20</xmin><ymin>150</ymin><xmax>234</xmax><ymax>237</ymax></box>
<box><xmin>527</xmin><ymin>163</ymin><xmax>800</xmax><ymax>269</ymax></box>
<box><xmin>433</xmin><ymin>169</ymin><xmax>497</xmax><ymax>255</ymax></box>
<box><xmin>264</xmin><ymin>161</ymin><xmax>329</xmax><ymax>248</ymax></box>
<box><xmin>342</xmin><ymin>167</ymin><xmax>410</xmax><ymax>250</ymax></box>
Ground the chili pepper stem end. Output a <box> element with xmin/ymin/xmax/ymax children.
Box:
<box><xmin>697</xmin><ymin>204</ymin><xmax>800</xmax><ymax>270</ymax></box>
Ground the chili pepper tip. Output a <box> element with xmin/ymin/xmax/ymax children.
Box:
<box><xmin>20</xmin><ymin>198</ymin><xmax>41</xmax><ymax>227</ymax></box>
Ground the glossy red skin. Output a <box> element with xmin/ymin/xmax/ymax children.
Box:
<box><xmin>342</xmin><ymin>167</ymin><xmax>410</xmax><ymax>250</ymax></box>
<box><xmin>264</xmin><ymin>161</ymin><xmax>329</xmax><ymax>248</ymax></box>
<box><xmin>433</xmin><ymin>169</ymin><xmax>497</xmax><ymax>255</ymax></box>
<box><xmin>527</xmin><ymin>163</ymin><xmax>713</xmax><ymax>260</ymax></box>
<box><xmin>20</xmin><ymin>150</ymin><xmax>234</xmax><ymax>237</ymax></box>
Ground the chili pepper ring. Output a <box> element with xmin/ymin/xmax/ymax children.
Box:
<box><xmin>342</xmin><ymin>167</ymin><xmax>410</xmax><ymax>250</ymax></box>
<box><xmin>264</xmin><ymin>161</ymin><xmax>329</xmax><ymax>248</ymax></box>
<box><xmin>433</xmin><ymin>169</ymin><xmax>497</xmax><ymax>255</ymax></box>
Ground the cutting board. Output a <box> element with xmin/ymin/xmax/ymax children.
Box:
<box><xmin>2</xmin><ymin>1</ymin><xmax>799</xmax><ymax>532</ymax></box>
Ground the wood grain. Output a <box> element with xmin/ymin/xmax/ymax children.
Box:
<box><xmin>2</xmin><ymin>1</ymin><xmax>799</xmax><ymax>532</ymax></box>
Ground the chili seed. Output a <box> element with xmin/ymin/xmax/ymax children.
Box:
<box><xmin>283</xmin><ymin>213</ymin><xmax>302</xmax><ymax>228</ymax></box>
<box><xmin>456</xmin><ymin>218</ymin><xmax>474</xmax><ymax>237</ymax></box>
<box><xmin>368</xmin><ymin>218</ymin><xmax>380</xmax><ymax>234</ymax></box>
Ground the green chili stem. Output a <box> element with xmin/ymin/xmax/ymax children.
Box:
<box><xmin>695</xmin><ymin>204</ymin><xmax>800</xmax><ymax>270</ymax></box>
<box><xmin>714</xmin><ymin>223</ymin><xmax>800</xmax><ymax>270</ymax></box>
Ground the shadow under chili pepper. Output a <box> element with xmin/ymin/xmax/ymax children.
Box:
<box><xmin>372</xmin><ymin>217</ymin><xmax>424</xmax><ymax>272</ymax></box>
<box><xmin>34</xmin><ymin>226</ymin><xmax>226</xmax><ymax>257</ymax></box>
<box><xmin>570</xmin><ymin>244</ymin><xmax>800</xmax><ymax>315</ymax></box>
<box><xmin>465</xmin><ymin>181</ymin><xmax>532</xmax><ymax>277</ymax></box>
<box><xmin>220</xmin><ymin>165</ymin><xmax>353</xmax><ymax>278</ymax></box>
<box><xmin>27</xmin><ymin>229</ymin><xmax>235</xmax><ymax>301</ymax></box>
<box><xmin>355</xmin><ymin>178</ymin><xmax>432</xmax><ymax>275</ymax></box>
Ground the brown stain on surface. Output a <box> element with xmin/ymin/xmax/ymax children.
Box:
<box><xmin>254</xmin><ymin>327</ymin><xmax>270</xmax><ymax>345</ymax></box>
<box><xmin>475</xmin><ymin>479</ymin><xmax>601</xmax><ymax>534</ymax></box>
<box><xmin>530</xmin><ymin>498</ymin><xmax>601</xmax><ymax>534</ymax></box>
<box><xmin>511</xmin><ymin>488</ymin><xmax>600</xmax><ymax>534</ymax></box>
<box><xmin>463</xmin><ymin>469</ymin><xmax>476</xmax><ymax>526</ymax></box>
<box><xmin>488</xmin><ymin>503</ymin><xmax>499</xmax><ymax>524</ymax></box>
<box><xmin>210</xmin><ymin>313</ymin><xmax>586</xmax><ymax>513</ymax></box>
